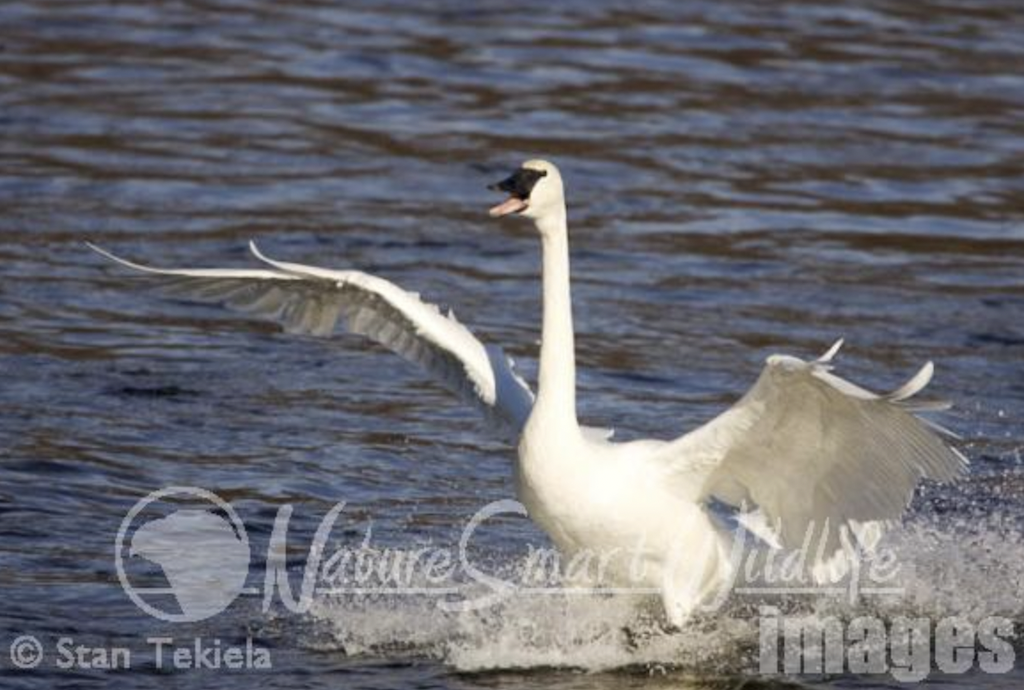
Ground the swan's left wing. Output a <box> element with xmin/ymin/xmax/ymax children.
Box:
<box><xmin>88</xmin><ymin>242</ymin><xmax>534</xmax><ymax>440</ymax></box>
<box><xmin>654</xmin><ymin>341</ymin><xmax>967</xmax><ymax>581</ymax></box>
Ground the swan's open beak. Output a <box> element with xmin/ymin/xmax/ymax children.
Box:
<box><xmin>488</xmin><ymin>172</ymin><xmax>531</xmax><ymax>218</ymax></box>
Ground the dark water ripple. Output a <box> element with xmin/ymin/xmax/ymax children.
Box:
<box><xmin>1</xmin><ymin>0</ymin><xmax>1023</xmax><ymax>688</ymax></box>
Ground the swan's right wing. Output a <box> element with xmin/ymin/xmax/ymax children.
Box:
<box><xmin>88</xmin><ymin>242</ymin><xmax>535</xmax><ymax>440</ymax></box>
<box><xmin>654</xmin><ymin>341</ymin><xmax>966</xmax><ymax>581</ymax></box>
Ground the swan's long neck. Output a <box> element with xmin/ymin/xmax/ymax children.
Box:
<box><xmin>534</xmin><ymin>208</ymin><xmax>578</xmax><ymax>428</ymax></box>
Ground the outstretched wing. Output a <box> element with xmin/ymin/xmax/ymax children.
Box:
<box><xmin>88</xmin><ymin>241</ymin><xmax>535</xmax><ymax>439</ymax></box>
<box><xmin>655</xmin><ymin>340</ymin><xmax>966</xmax><ymax>581</ymax></box>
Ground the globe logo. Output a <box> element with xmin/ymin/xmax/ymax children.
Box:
<box><xmin>116</xmin><ymin>487</ymin><xmax>251</xmax><ymax>623</ymax></box>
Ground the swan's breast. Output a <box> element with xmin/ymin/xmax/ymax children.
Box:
<box><xmin>515</xmin><ymin>430</ymin><xmax>694</xmax><ymax>558</ymax></box>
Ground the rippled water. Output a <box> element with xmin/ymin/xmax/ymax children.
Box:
<box><xmin>2</xmin><ymin>0</ymin><xmax>1024</xmax><ymax>687</ymax></box>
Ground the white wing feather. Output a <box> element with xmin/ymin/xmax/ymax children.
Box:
<box><xmin>657</xmin><ymin>340</ymin><xmax>966</xmax><ymax>580</ymax></box>
<box><xmin>88</xmin><ymin>242</ymin><xmax>535</xmax><ymax>439</ymax></box>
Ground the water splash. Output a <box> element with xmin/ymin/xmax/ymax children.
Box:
<box><xmin>306</xmin><ymin>474</ymin><xmax>1024</xmax><ymax>673</ymax></box>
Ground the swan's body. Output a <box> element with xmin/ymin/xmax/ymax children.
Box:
<box><xmin>89</xmin><ymin>159</ymin><xmax>966</xmax><ymax>625</ymax></box>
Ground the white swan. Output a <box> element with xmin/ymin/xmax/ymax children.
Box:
<box><xmin>89</xmin><ymin>159</ymin><xmax>966</xmax><ymax>625</ymax></box>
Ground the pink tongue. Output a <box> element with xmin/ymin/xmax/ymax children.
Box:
<box><xmin>489</xmin><ymin>197</ymin><xmax>528</xmax><ymax>218</ymax></box>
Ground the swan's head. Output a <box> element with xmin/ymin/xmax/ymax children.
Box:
<box><xmin>488</xmin><ymin>160</ymin><xmax>565</xmax><ymax>223</ymax></box>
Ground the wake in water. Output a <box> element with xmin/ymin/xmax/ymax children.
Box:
<box><xmin>303</xmin><ymin>470</ymin><xmax>1024</xmax><ymax>674</ymax></box>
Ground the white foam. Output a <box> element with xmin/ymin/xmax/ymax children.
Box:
<box><xmin>307</xmin><ymin>482</ymin><xmax>1024</xmax><ymax>673</ymax></box>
